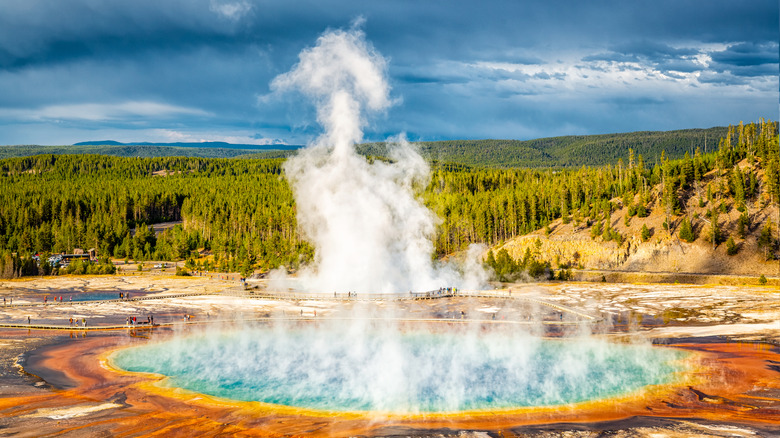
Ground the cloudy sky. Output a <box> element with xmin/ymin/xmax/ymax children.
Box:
<box><xmin>0</xmin><ymin>0</ymin><xmax>777</xmax><ymax>145</ymax></box>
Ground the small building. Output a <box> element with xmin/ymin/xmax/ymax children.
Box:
<box><xmin>59</xmin><ymin>253</ymin><xmax>91</xmax><ymax>266</ymax></box>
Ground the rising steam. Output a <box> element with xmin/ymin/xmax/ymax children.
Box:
<box><xmin>108</xmin><ymin>29</ymin><xmax>686</xmax><ymax>421</ymax></box>
<box><xmin>272</xmin><ymin>28</ymin><xmax>476</xmax><ymax>293</ymax></box>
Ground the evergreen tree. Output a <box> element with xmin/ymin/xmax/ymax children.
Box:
<box><xmin>758</xmin><ymin>222</ymin><xmax>774</xmax><ymax>260</ymax></box>
<box><xmin>731</xmin><ymin>166</ymin><xmax>745</xmax><ymax>211</ymax></box>
<box><xmin>693</xmin><ymin>147</ymin><xmax>704</xmax><ymax>182</ymax></box>
<box><xmin>494</xmin><ymin>248</ymin><xmax>516</xmax><ymax>281</ymax></box>
<box><xmin>726</xmin><ymin>236</ymin><xmax>738</xmax><ymax>255</ymax></box>
<box><xmin>678</xmin><ymin>217</ymin><xmax>695</xmax><ymax>242</ymax></box>
<box><xmin>485</xmin><ymin>249</ymin><xmax>496</xmax><ymax>269</ymax></box>
<box><xmin>737</xmin><ymin>211</ymin><xmax>749</xmax><ymax>238</ymax></box>
<box><xmin>590</xmin><ymin>220</ymin><xmax>603</xmax><ymax>240</ymax></box>
<box><xmin>640</xmin><ymin>224</ymin><xmax>651</xmax><ymax>242</ymax></box>
<box><xmin>708</xmin><ymin>210</ymin><xmax>721</xmax><ymax>247</ymax></box>
<box><xmin>681</xmin><ymin>151</ymin><xmax>694</xmax><ymax>186</ymax></box>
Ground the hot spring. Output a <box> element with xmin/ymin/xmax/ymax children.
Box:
<box><xmin>111</xmin><ymin>323</ymin><xmax>686</xmax><ymax>413</ymax></box>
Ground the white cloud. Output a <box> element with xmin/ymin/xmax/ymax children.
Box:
<box><xmin>209</xmin><ymin>0</ymin><xmax>252</xmax><ymax>21</ymax></box>
<box><xmin>150</xmin><ymin>129</ymin><xmax>285</xmax><ymax>145</ymax></box>
<box><xmin>468</xmin><ymin>49</ymin><xmax>776</xmax><ymax>99</ymax></box>
<box><xmin>0</xmin><ymin>101</ymin><xmax>210</xmax><ymax>122</ymax></box>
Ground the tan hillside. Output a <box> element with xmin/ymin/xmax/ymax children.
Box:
<box><xmin>493</xmin><ymin>158</ymin><xmax>780</xmax><ymax>278</ymax></box>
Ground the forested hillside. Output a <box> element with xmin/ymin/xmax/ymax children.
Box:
<box><xmin>359</xmin><ymin>126</ymin><xmax>731</xmax><ymax>168</ymax></box>
<box><xmin>480</xmin><ymin>119</ymin><xmax>780</xmax><ymax>280</ymax></box>
<box><xmin>2</xmin><ymin>126</ymin><xmax>733</xmax><ymax>168</ymax></box>
<box><xmin>0</xmin><ymin>119</ymin><xmax>776</xmax><ymax>280</ymax></box>
<box><xmin>73</xmin><ymin>140</ymin><xmax>301</xmax><ymax>151</ymax></box>
<box><xmin>0</xmin><ymin>144</ymin><xmax>291</xmax><ymax>159</ymax></box>
<box><xmin>0</xmin><ymin>156</ymin><xmax>311</xmax><ymax>277</ymax></box>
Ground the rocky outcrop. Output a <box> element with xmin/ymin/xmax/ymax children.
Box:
<box><xmin>498</xmin><ymin>233</ymin><xmax>637</xmax><ymax>270</ymax></box>
<box><xmin>496</xmin><ymin>229</ymin><xmax>777</xmax><ymax>276</ymax></box>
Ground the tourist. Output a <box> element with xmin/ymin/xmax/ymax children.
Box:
<box><xmin>3</xmin><ymin>297</ymin><xmax>5</xmax><ymax>306</ymax></box>
<box><xmin>27</xmin><ymin>316</ymin><xmax>30</xmax><ymax>325</ymax></box>
<box><xmin>69</xmin><ymin>317</ymin><xmax>73</xmax><ymax>326</ymax></box>
<box><xmin>82</xmin><ymin>318</ymin><xmax>86</xmax><ymax>327</ymax></box>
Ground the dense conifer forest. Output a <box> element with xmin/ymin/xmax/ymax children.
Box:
<box><xmin>359</xmin><ymin>126</ymin><xmax>729</xmax><ymax>168</ymax></box>
<box><xmin>0</xmin><ymin>120</ymin><xmax>777</xmax><ymax>279</ymax></box>
<box><xmin>0</xmin><ymin>144</ymin><xmax>291</xmax><ymax>160</ymax></box>
<box><xmin>2</xmin><ymin>126</ymin><xmax>727</xmax><ymax>166</ymax></box>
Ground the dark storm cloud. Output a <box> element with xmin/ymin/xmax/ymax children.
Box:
<box><xmin>711</xmin><ymin>42</ymin><xmax>778</xmax><ymax>67</ymax></box>
<box><xmin>0</xmin><ymin>1</ymin><xmax>236</xmax><ymax>69</ymax></box>
<box><xmin>608</xmin><ymin>41</ymin><xmax>699</xmax><ymax>61</ymax></box>
<box><xmin>395</xmin><ymin>74</ymin><xmax>469</xmax><ymax>85</ymax></box>
<box><xmin>0</xmin><ymin>0</ymin><xmax>777</xmax><ymax>145</ymax></box>
<box><xmin>709</xmin><ymin>42</ymin><xmax>779</xmax><ymax>77</ymax></box>
<box><xmin>582</xmin><ymin>40</ymin><xmax>705</xmax><ymax>76</ymax></box>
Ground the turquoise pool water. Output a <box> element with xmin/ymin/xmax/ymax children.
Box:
<box><xmin>111</xmin><ymin>325</ymin><xmax>684</xmax><ymax>413</ymax></box>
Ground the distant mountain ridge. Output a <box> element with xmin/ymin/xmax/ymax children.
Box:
<box><xmin>0</xmin><ymin>125</ymin><xmax>759</xmax><ymax>167</ymax></box>
<box><xmin>74</xmin><ymin>140</ymin><xmax>302</xmax><ymax>151</ymax></box>
<box><xmin>358</xmin><ymin>126</ymin><xmax>733</xmax><ymax>168</ymax></box>
<box><xmin>0</xmin><ymin>144</ymin><xmax>295</xmax><ymax>160</ymax></box>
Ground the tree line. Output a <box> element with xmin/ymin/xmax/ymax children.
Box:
<box><xmin>0</xmin><ymin>119</ymin><xmax>776</xmax><ymax>279</ymax></box>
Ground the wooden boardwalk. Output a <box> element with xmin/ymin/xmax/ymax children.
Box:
<box><xmin>0</xmin><ymin>291</ymin><xmax>216</xmax><ymax>309</ymax></box>
<box><xmin>0</xmin><ymin>315</ymin><xmax>596</xmax><ymax>331</ymax></box>
<box><xmin>237</xmin><ymin>288</ymin><xmax>601</xmax><ymax>322</ymax></box>
<box><xmin>0</xmin><ymin>288</ymin><xmax>602</xmax><ymax>331</ymax></box>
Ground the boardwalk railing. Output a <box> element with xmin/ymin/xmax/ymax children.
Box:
<box><xmin>0</xmin><ymin>291</ymin><xmax>215</xmax><ymax>309</ymax></box>
<box><xmin>2</xmin><ymin>287</ymin><xmax>601</xmax><ymax>327</ymax></box>
<box><xmin>235</xmin><ymin>287</ymin><xmax>601</xmax><ymax>321</ymax></box>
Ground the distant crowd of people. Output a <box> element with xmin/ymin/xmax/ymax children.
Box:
<box><xmin>126</xmin><ymin>315</ymin><xmax>154</xmax><ymax>326</ymax></box>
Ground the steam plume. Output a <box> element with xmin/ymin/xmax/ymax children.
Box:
<box><xmin>273</xmin><ymin>28</ymin><xmax>471</xmax><ymax>293</ymax></box>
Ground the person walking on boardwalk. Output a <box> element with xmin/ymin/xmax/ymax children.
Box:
<box><xmin>27</xmin><ymin>316</ymin><xmax>30</xmax><ymax>325</ymax></box>
<box><xmin>82</xmin><ymin>318</ymin><xmax>86</xmax><ymax>327</ymax></box>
